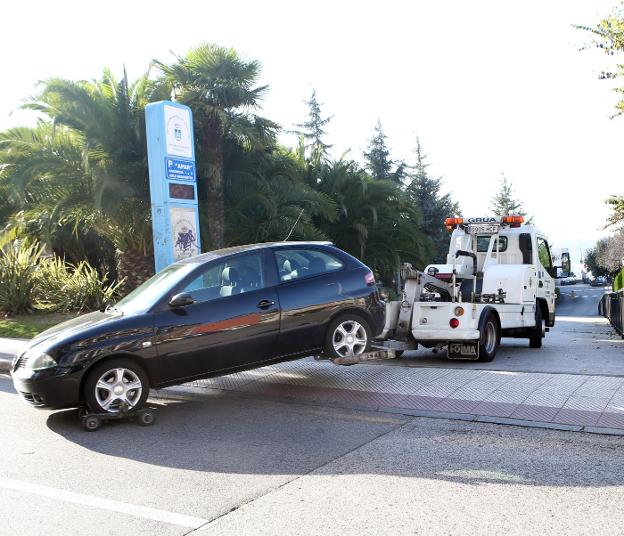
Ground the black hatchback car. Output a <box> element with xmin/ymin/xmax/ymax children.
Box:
<box><xmin>11</xmin><ymin>242</ymin><xmax>384</xmax><ymax>413</ymax></box>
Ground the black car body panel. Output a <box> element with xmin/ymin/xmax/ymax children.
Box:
<box><xmin>11</xmin><ymin>242</ymin><xmax>385</xmax><ymax>409</ymax></box>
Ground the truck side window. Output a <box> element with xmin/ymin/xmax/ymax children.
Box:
<box><xmin>537</xmin><ymin>237</ymin><xmax>552</xmax><ymax>269</ymax></box>
<box><xmin>519</xmin><ymin>233</ymin><xmax>532</xmax><ymax>264</ymax></box>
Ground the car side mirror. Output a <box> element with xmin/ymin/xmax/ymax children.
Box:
<box><xmin>169</xmin><ymin>292</ymin><xmax>195</xmax><ymax>308</ymax></box>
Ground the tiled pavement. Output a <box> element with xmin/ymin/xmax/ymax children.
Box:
<box><xmin>168</xmin><ymin>357</ymin><xmax>624</xmax><ymax>433</ymax></box>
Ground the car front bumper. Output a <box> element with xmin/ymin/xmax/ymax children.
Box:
<box><xmin>11</xmin><ymin>366</ymin><xmax>83</xmax><ymax>409</ymax></box>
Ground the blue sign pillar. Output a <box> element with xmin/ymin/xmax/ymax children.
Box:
<box><xmin>145</xmin><ymin>101</ymin><xmax>201</xmax><ymax>273</ymax></box>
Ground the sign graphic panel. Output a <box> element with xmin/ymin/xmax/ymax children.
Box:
<box><xmin>170</xmin><ymin>207</ymin><xmax>199</xmax><ymax>261</ymax></box>
<box><xmin>164</xmin><ymin>104</ymin><xmax>193</xmax><ymax>158</ymax></box>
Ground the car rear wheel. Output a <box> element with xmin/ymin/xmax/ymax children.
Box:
<box><xmin>324</xmin><ymin>314</ymin><xmax>372</xmax><ymax>359</ymax></box>
<box><xmin>84</xmin><ymin>358</ymin><xmax>149</xmax><ymax>414</ymax></box>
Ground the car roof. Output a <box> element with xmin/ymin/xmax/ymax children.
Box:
<box><xmin>177</xmin><ymin>241</ymin><xmax>334</xmax><ymax>265</ymax></box>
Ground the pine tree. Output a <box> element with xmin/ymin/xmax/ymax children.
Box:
<box><xmin>363</xmin><ymin>120</ymin><xmax>404</xmax><ymax>183</ymax></box>
<box><xmin>489</xmin><ymin>176</ymin><xmax>526</xmax><ymax>217</ymax></box>
<box><xmin>291</xmin><ymin>89</ymin><xmax>333</xmax><ymax>165</ymax></box>
<box><xmin>363</xmin><ymin>120</ymin><xmax>392</xmax><ymax>181</ymax></box>
<box><xmin>407</xmin><ymin>138</ymin><xmax>460</xmax><ymax>262</ymax></box>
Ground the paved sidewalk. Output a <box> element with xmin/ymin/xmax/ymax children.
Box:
<box><xmin>173</xmin><ymin>356</ymin><xmax>624</xmax><ymax>434</ymax></box>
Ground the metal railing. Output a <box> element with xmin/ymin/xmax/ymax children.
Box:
<box><xmin>599</xmin><ymin>290</ymin><xmax>624</xmax><ymax>337</ymax></box>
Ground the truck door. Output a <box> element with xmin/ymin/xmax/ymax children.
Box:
<box><xmin>536</xmin><ymin>236</ymin><xmax>556</xmax><ymax>325</ymax></box>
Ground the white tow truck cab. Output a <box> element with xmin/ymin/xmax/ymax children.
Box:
<box><xmin>378</xmin><ymin>215</ymin><xmax>556</xmax><ymax>362</ymax></box>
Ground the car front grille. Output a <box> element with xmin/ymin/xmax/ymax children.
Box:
<box><xmin>13</xmin><ymin>355</ymin><xmax>28</xmax><ymax>370</ymax></box>
<box><xmin>19</xmin><ymin>391</ymin><xmax>44</xmax><ymax>405</ymax></box>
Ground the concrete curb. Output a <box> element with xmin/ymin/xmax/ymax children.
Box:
<box><xmin>158</xmin><ymin>384</ymin><xmax>624</xmax><ymax>438</ymax></box>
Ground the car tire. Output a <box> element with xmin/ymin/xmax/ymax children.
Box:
<box><xmin>477</xmin><ymin>312</ymin><xmax>500</xmax><ymax>362</ymax></box>
<box><xmin>324</xmin><ymin>314</ymin><xmax>372</xmax><ymax>360</ymax></box>
<box><xmin>529</xmin><ymin>305</ymin><xmax>544</xmax><ymax>349</ymax></box>
<box><xmin>84</xmin><ymin>358</ymin><xmax>149</xmax><ymax>414</ymax></box>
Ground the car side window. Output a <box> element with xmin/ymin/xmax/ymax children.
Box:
<box><xmin>181</xmin><ymin>253</ymin><xmax>265</xmax><ymax>304</ymax></box>
<box><xmin>275</xmin><ymin>249</ymin><xmax>344</xmax><ymax>282</ymax></box>
<box><xmin>537</xmin><ymin>237</ymin><xmax>552</xmax><ymax>269</ymax></box>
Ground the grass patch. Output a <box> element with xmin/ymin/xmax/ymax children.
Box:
<box><xmin>0</xmin><ymin>312</ymin><xmax>79</xmax><ymax>339</ymax></box>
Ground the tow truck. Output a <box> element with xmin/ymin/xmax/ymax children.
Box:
<box><xmin>333</xmin><ymin>215</ymin><xmax>556</xmax><ymax>364</ymax></box>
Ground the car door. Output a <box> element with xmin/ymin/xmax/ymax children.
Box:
<box><xmin>536</xmin><ymin>236</ymin><xmax>556</xmax><ymax>323</ymax></box>
<box><xmin>152</xmin><ymin>250</ymin><xmax>280</xmax><ymax>383</ymax></box>
<box><xmin>272</xmin><ymin>246</ymin><xmax>351</xmax><ymax>356</ymax></box>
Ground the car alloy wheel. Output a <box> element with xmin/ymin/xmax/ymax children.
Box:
<box><xmin>94</xmin><ymin>367</ymin><xmax>143</xmax><ymax>413</ymax></box>
<box><xmin>332</xmin><ymin>320</ymin><xmax>368</xmax><ymax>357</ymax></box>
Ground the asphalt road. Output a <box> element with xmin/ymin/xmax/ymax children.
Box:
<box><xmin>1</xmin><ymin>282</ymin><xmax>622</xmax><ymax>535</ymax></box>
<box><xmin>1</xmin><ymin>377</ymin><xmax>624</xmax><ymax>536</ymax></box>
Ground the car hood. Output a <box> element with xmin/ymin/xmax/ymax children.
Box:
<box><xmin>26</xmin><ymin>311</ymin><xmax>123</xmax><ymax>353</ymax></box>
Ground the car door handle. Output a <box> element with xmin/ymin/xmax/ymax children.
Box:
<box><xmin>257</xmin><ymin>299</ymin><xmax>275</xmax><ymax>309</ymax></box>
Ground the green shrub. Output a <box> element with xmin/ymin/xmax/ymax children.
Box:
<box><xmin>35</xmin><ymin>257</ymin><xmax>123</xmax><ymax>313</ymax></box>
<box><xmin>0</xmin><ymin>240</ymin><xmax>43</xmax><ymax>315</ymax></box>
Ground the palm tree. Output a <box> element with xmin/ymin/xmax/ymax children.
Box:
<box><xmin>14</xmin><ymin>69</ymin><xmax>169</xmax><ymax>289</ymax></box>
<box><xmin>0</xmin><ymin>124</ymin><xmax>107</xmax><ymax>267</ymax></box>
<box><xmin>224</xmin><ymin>147</ymin><xmax>336</xmax><ymax>244</ymax></box>
<box><xmin>153</xmin><ymin>44</ymin><xmax>279</xmax><ymax>249</ymax></box>
<box><xmin>312</xmin><ymin>159</ymin><xmax>432</xmax><ymax>283</ymax></box>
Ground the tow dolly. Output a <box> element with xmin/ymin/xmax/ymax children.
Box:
<box><xmin>78</xmin><ymin>403</ymin><xmax>157</xmax><ymax>432</ymax></box>
<box><xmin>329</xmin><ymin>215</ymin><xmax>557</xmax><ymax>365</ymax></box>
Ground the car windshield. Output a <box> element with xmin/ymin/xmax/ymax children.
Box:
<box><xmin>113</xmin><ymin>263</ymin><xmax>196</xmax><ymax>315</ymax></box>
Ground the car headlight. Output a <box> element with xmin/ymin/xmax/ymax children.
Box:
<box><xmin>25</xmin><ymin>352</ymin><xmax>58</xmax><ymax>372</ymax></box>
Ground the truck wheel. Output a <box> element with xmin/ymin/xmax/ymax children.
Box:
<box><xmin>84</xmin><ymin>358</ymin><xmax>149</xmax><ymax>414</ymax></box>
<box><xmin>529</xmin><ymin>305</ymin><xmax>544</xmax><ymax>348</ymax></box>
<box><xmin>477</xmin><ymin>313</ymin><xmax>500</xmax><ymax>362</ymax></box>
<box><xmin>324</xmin><ymin>314</ymin><xmax>372</xmax><ymax>359</ymax></box>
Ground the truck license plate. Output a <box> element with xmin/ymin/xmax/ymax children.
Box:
<box><xmin>447</xmin><ymin>341</ymin><xmax>480</xmax><ymax>360</ymax></box>
<box><xmin>468</xmin><ymin>224</ymin><xmax>498</xmax><ymax>234</ymax></box>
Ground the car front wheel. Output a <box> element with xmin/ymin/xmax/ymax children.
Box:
<box><xmin>84</xmin><ymin>358</ymin><xmax>149</xmax><ymax>414</ymax></box>
<box><xmin>324</xmin><ymin>314</ymin><xmax>372</xmax><ymax>359</ymax></box>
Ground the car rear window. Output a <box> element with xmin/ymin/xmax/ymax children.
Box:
<box><xmin>275</xmin><ymin>249</ymin><xmax>344</xmax><ymax>282</ymax></box>
<box><xmin>476</xmin><ymin>236</ymin><xmax>508</xmax><ymax>253</ymax></box>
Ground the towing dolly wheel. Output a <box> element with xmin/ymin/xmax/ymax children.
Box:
<box><xmin>138</xmin><ymin>410</ymin><xmax>155</xmax><ymax>426</ymax></box>
<box><xmin>83</xmin><ymin>415</ymin><xmax>101</xmax><ymax>432</ymax></box>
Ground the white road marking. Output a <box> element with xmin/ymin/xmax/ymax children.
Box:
<box><xmin>0</xmin><ymin>476</ymin><xmax>208</xmax><ymax>529</ymax></box>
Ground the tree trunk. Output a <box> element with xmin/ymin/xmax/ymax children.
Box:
<box><xmin>195</xmin><ymin>115</ymin><xmax>226</xmax><ymax>251</ymax></box>
<box><xmin>115</xmin><ymin>249</ymin><xmax>154</xmax><ymax>295</ymax></box>
<box><xmin>204</xmin><ymin>159</ymin><xmax>225</xmax><ymax>250</ymax></box>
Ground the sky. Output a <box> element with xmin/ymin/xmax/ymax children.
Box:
<box><xmin>1</xmin><ymin>0</ymin><xmax>623</xmax><ymax>271</ymax></box>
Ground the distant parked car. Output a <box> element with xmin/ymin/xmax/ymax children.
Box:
<box><xmin>591</xmin><ymin>276</ymin><xmax>607</xmax><ymax>287</ymax></box>
<box><xmin>11</xmin><ymin>242</ymin><xmax>385</xmax><ymax>413</ymax></box>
